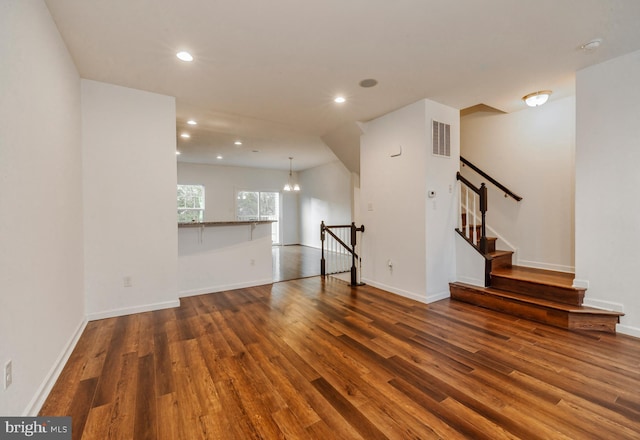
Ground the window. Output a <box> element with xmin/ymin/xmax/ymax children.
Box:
<box><xmin>177</xmin><ymin>184</ymin><xmax>205</xmax><ymax>223</ymax></box>
<box><xmin>236</xmin><ymin>191</ymin><xmax>280</xmax><ymax>243</ymax></box>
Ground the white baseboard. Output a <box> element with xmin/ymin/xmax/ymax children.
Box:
<box><xmin>516</xmin><ymin>259</ymin><xmax>574</xmax><ymax>273</ymax></box>
<box><xmin>617</xmin><ymin>324</ymin><xmax>640</xmax><ymax>339</ymax></box>
<box><xmin>361</xmin><ymin>278</ymin><xmax>428</xmax><ymax>304</ymax></box>
<box><xmin>24</xmin><ymin>317</ymin><xmax>88</xmax><ymax>416</ymax></box>
<box><xmin>455</xmin><ymin>275</ymin><xmax>484</xmax><ymax>287</ymax></box>
<box><xmin>179</xmin><ymin>278</ymin><xmax>273</xmax><ymax>298</ymax></box>
<box><xmin>426</xmin><ymin>289</ymin><xmax>451</xmax><ymax>304</ymax></box>
<box><xmin>87</xmin><ymin>299</ymin><xmax>180</xmax><ymax>321</ymax></box>
<box><xmin>582</xmin><ymin>298</ymin><xmax>625</xmax><ymax>313</ymax></box>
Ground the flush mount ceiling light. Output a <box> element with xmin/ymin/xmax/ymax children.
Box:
<box><xmin>523</xmin><ymin>90</ymin><xmax>552</xmax><ymax>107</ymax></box>
<box><xmin>216</xmin><ymin>155</ymin><xmax>223</xmax><ymax>160</ymax></box>
<box><xmin>334</xmin><ymin>96</ymin><xmax>346</xmax><ymax>104</ymax></box>
<box><xmin>234</xmin><ymin>140</ymin><xmax>243</xmax><ymax>146</ymax></box>
<box><xmin>581</xmin><ymin>38</ymin><xmax>603</xmax><ymax>52</ymax></box>
<box><xmin>176</xmin><ymin>51</ymin><xmax>194</xmax><ymax>62</ymax></box>
<box><xmin>283</xmin><ymin>157</ymin><xmax>300</xmax><ymax>192</ymax></box>
<box><xmin>187</xmin><ymin>120</ymin><xmax>197</xmax><ymax>125</ymax></box>
<box><xmin>180</xmin><ymin>133</ymin><xmax>190</xmax><ymax>138</ymax></box>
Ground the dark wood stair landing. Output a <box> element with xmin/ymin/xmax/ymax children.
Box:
<box><xmin>450</xmin><ymin>266</ymin><xmax>624</xmax><ymax>333</ymax></box>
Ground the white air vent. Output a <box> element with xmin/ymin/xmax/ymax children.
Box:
<box><xmin>432</xmin><ymin>120</ymin><xmax>451</xmax><ymax>157</ymax></box>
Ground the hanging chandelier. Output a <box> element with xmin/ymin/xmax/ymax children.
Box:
<box><xmin>283</xmin><ymin>157</ymin><xmax>300</xmax><ymax>192</ymax></box>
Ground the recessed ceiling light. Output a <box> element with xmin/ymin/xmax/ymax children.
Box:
<box><xmin>187</xmin><ymin>120</ymin><xmax>197</xmax><ymax>125</ymax></box>
<box><xmin>216</xmin><ymin>155</ymin><xmax>223</xmax><ymax>160</ymax></box>
<box><xmin>234</xmin><ymin>140</ymin><xmax>243</xmax><ymax>146</ymax></box>
<box><xmin>359</xmin><ymin>78</ymin><xmax>378</xmax><ymax>88</ymax></box>
<box><xmin>334</xmin><ymin>96</ymin><xmax>346</xmax><ymax>103</ymax></box>
<box><xmin>176</xmin><ymin>51</ymin><xmax>194</xmax><ymax>62</ymax></box>
<box><xmin>176</xmin><ymin>151</ymin><xmax>181</xmax><ymax>155</ymax></box>
<box><xmin>180</xmin><ymin>133</ymin><xmax>190</xmax><ymax>138</ymax></box>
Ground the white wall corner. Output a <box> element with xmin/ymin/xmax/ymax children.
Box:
<box><xmin>24</xmin><ymin>318</ymin><xmax>88</xmax><ymax>416</ymax></box>
<box><xmin>426</xmin><ymin>289</ymin><xmax>451</xmax><ymax>304</ymax></box>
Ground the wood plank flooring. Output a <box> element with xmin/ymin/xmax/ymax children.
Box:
<box><xmin>272</xmin><ymin>245</ymin><xmax>322</xmax><ymax>282</ymax></box>
<box><xmin>40</xmin><ymin>277</ymin><xmax>640</xmax><ymax>439</ymax></box>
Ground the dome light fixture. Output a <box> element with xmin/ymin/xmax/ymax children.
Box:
<box><xmin>523</xmin><ymin>90</ymin><xmax>552</xmax><ymax>107</ymax></box>
<box><xmin>283</xmin><ymin>157</ymin><xmax>300</xmax><ymax>192</ymax></box>
<box><xmin>187</xmin><ymin>119</ymin><xmax>197</xmax><ymax>125</ymax></box>
<box><xmin>334</xmin><ymin>96</ymin><xmax>346</xmax><ymax>104</ymax></box>
<box><xmin>176</xmin><ymin>51</ymin><xmax>194</xmax><ymax>62</ymax></box>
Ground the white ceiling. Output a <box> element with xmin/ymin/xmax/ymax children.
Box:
<box><xmin>45</xmin><ymin>0</ymin><xmax>640</xmax><ymax>171</ymax></box>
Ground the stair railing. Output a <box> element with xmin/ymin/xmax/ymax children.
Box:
<box><xmin>456</xmin><ymin>172</ymin><xmax>488</xmax><ymax>254</ymax></box>
<box><xmin>460</xmin><ymin>156</ymin><xmax>522</xmax><ymax>201</ymax></box>
<box><xmin>320</xmin><ymin>221</ymin><xmax>365</xmax><ymax>286</ymax></box>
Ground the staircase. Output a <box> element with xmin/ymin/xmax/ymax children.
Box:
<box><xmin>450</xmin><ymin>264</ymin><xmax>624</xmax><ymax>333</ymax></box>
<box><xmin>452</xmin><ymin>159</ymin><xmax>624</xmax><ymax>333</ymax></box>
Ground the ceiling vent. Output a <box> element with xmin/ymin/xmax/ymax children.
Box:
<box><xmin>432</xmin><ymin>120</ymin><xmax>451</xmax><ymax>157</ymax></box>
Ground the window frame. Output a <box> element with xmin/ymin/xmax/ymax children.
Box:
<box><xmin>177</xmin><ymin>184</ymin><xmax>205</xmax><ymax>223</ymax></box>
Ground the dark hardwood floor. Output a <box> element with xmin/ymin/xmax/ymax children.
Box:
<box><xmin>272</xmin><ymin>245</ymin><xmax>322</xmax><ymax>282</ymax></box>
<box><xmin>40</xmin><ymin>277</ymin><xmax>640</xmax><ymax>439</ymax></box>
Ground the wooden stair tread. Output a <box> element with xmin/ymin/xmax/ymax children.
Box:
<box><xmin>491</xmin><ymin>265</ymin><xmax>582</xmax><ymax>290</ymax></box>
<box><xmin>451</xmin><ymin>282</ymin><xmax>623</xmax><ymax>316</ymax></box>
<box><xmin>486</xmin><ymin>250</ymin><xmax>513</xmax><ymax>260</ymax></box>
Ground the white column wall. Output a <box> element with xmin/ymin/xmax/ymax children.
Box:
<box><xmin>0</xmin><ymin>1</ymin><xmax>85</xmax><ymax>415</ymax></box>
<box><xmin>360</xmin><ymin>99</ymin><xmax>458</xmax><ymax>302</ymax></box>
<box><xmin>424</xmin><ymin>100</ymin><xmax>460</xmax><ymax>301</ymax></box>
<box><xmin>81</xmin><ymin>80</ymin><xmax>179</xmax><ymax>319</ymax></box>
<box><xmin>575</xmin><ymin>50</ymin><xmax>640</xmax><ymax>336</ymax></box>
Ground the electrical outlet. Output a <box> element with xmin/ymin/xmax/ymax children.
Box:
<box><xmin>123</xmin><ymin>276</ymin><xmax>132</xmax><ymax>287</ymax></box>
<box><xmin>4</xmin><ymin>360</ymin><xmax>12</xmax><ymax>389</ymax></box>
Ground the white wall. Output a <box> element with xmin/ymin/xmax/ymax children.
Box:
<box><xmin>299</xmin><ymin>161</ymin><xmax>353</xmax><ymax>248</ymax></box>
<box><xmin>178</xmin><ymin>224</ymin><xmax>272</xmax><ymax>296</ymax></box>
<box><xmin>425</xmin><ymin>100</ymin><xmax>460</xmax><ymax>301</ymax></box>
<box><xmin>575</xmin><ymin>50</ymin><xmax>640</xmax><ymax>337</ymax></box>
<box><xmin>82</xmin><ymin>80</ymin><xmax>179</xmax><ymax>319</ymax></box>
<box><xmin>177</xmin><ymin>162</ymin><xmax>299</xmax><ymax>244</ymax></box>
<box><xmin>360</xmin><ymin>99</ymin><xmax>459</xmax><ymax>303</ymax></box>
<box><xmin>461</xmin><ymin>96</ymin><xmax>576</xmax><ymax>272</ymax></box>
<box><xmin>0</xmin><ymin>1</ymin><xmax>85</xmax><ymax>415</ymax></box>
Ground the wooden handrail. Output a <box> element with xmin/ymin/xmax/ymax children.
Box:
<box><xmin>460</xmin><ymin>156</ymin><xmax>523</xmax><ymax>201</ymax></box>
<box><xmin>456</xmin><ymin>172</ymin><xmax>481</xmax><ymax>194</ymax></box>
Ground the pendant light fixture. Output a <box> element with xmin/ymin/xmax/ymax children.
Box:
<box><xmin>284</xmin><ymin>157</ymin><xmax>300</xmax><ymax>192</ymax></box>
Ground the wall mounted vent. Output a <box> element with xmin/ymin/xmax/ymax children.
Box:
<box><xmin>432</xmin><ymin>120</ymin><xmax>451</xmax><ymax>157</ymax></box>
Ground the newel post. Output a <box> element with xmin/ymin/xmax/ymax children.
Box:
<box><xmin>479</xmin><ymin>183</ymin><xmax>488</xmax><ymax>254</ymax></box>
<box><xmin>320</xmin><ymin>221</ymin><xmax>326</xmax><ymax>276</ymax></box>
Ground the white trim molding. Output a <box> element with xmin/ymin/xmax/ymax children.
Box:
<box><xmin>24</xmin><ymin>318</ymin><xmax>88</xmax><ymax>416</ymax></box>
<box><xmin>87</xmin><ymin>299</ymin><xmax>180</xmax><ymax>321</ymax></box>
<box><xmin>179</xmin><ymin>279</ymin><xmax>273</xmax><ymax>298</ymax></box>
